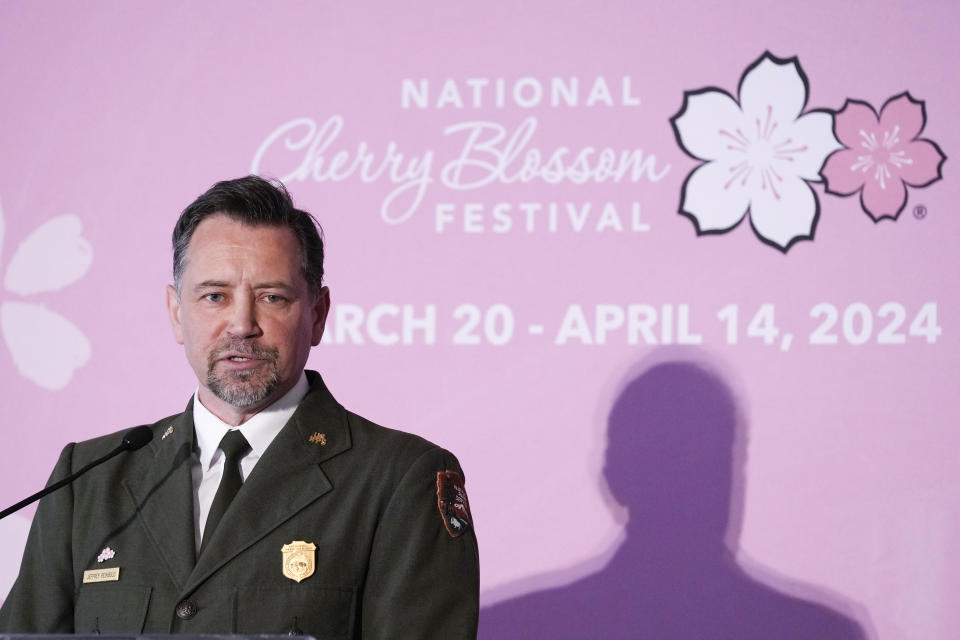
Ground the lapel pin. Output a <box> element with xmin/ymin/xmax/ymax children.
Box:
<box><xmin>162</xmin><ymin>425</ymin><xmax>174</xmax><ymax>440</ymax></box>
<box><xmin>308</xmin><ymin>432</ymin><xmax>327</xmax><ymax>446</ymax></box>
<box><xmin>97</xmin><ymin>547</ymin><xmax>115</xmax><ymax>563</ymax></box>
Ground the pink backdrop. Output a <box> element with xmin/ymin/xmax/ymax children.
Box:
<box><xmin>1</xmin><ymin>2</ymin><xmax>957</xmax><ymax>638</ymax></box>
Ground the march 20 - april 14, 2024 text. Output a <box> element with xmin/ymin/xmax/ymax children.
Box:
<box><xmin>319</xmin><ymin>301</ymin><xmax>942</xmax><ymax>350</ymax></box>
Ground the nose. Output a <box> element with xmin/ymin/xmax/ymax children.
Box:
<box><xmin>226</xmin><ymin>294</ymin><xmax>263</xmax><ymax>339</ymax></box>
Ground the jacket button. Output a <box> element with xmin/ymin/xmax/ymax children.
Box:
<box><xmin>176</xmin><ymin>599</ymin><xmax>198</xmax><ymax>620</ymax></box>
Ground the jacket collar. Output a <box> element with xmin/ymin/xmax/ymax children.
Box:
<box><xmin>122</xmin><ymin>406</ymin><xmax>197</xmax><ymax>590</ymax></box>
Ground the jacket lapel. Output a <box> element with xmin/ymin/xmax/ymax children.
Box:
<box><xmin>184</xmin><ymin>372</ymin><xmax>353</xmax><ymax>594</ymax></box>
<box><xmin>122</xmin><ymin>406</ymin><xmax>197</xmax><ymax>591</ymax></box>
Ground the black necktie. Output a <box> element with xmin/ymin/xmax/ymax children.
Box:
<box><xmin>201</xmin><ymin>430</ymin><xmax>251</xmax><ymax>554</ymax></box>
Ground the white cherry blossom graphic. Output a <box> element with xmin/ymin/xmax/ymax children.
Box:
<box><xmin>671</xmin><ymin>53</ymin><xmax>841</xmax><ymax>251</ymax></box>
<box><xmin>0</xmin><ymin>198</ymin><xmax>93</xmax><ymax>390</ymax></box>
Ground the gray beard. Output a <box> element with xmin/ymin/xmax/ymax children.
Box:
<box><xmin>205</xmin><ymin>342</ymin><xmax>281</xmax><ymax>409</ymax></box>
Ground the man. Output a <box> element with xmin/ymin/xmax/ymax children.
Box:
<box><xmin>0</xmin><ymin>176</ymin><xmax>479</xmax><ymax>638</ymax></box>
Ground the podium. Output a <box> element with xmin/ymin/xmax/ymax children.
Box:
<box><xmin>0</xmin><ymin>636</ymin><xmax>317</xmax><ymax>640</ymax></box>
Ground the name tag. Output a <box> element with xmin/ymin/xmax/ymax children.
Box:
<box><xmin>83</xmin><ymin>567</ymin><xmax>120</xmax><ymax>583</ymax></box>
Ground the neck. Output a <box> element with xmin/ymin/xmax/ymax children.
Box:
<box><xmin>197</xmin><ymin>389</ymin><xmax>276</xmax><ymax>426</ymax></box>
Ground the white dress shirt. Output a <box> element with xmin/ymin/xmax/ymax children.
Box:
<box><xmin>190</xmin><ymin>372</ymin><xmax>309</xmax><ymax>549</ymax></box>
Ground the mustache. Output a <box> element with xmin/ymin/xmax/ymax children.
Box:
<box><xmin>209</xmin><ymin>340</ymin><xmax>280</xmax><ymax>362</ymax></box>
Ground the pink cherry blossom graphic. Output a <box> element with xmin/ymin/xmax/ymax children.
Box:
<box><xmin>820</xmin><ymin>93</ymin><xmax>946</xmax><ymax>221</ymax></box>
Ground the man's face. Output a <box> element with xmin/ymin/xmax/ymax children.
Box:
<box><xmin>166</xmin><ymin>214</ymin><xmax>329</xmax><ymax>423</ymax></box>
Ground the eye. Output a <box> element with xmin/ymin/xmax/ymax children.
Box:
<box><xmin>263</xmin><ymin>294</ymin><xmax>287</xmax><ymax>304</ymax></box>
<box><xmin>203</xmin><ymin>293</ymin><xmax>225</xmax><ymax>303</ymax></box>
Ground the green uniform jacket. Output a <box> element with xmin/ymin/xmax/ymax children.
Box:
<box><xmin>0</xmin><ymin>372</ymin><xmax>479</xmax><ymax>638</ymax></box>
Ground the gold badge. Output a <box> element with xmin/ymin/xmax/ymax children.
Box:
<box><xmin>281</xmin><ymin>541</ymin><xmax>317</xmax><ymax>583</ymax></box>
<box><xmin>308</xmin><ymin>432</ymin><xmax>327</xmax><ymax>445</ymax></box>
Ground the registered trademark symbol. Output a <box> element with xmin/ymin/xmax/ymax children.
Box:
<box><xmin>913</xmin><ymin>204</ymin><xmax>928</xmax><ymax>219</ymax></box>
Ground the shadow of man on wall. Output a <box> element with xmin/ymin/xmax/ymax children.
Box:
<box><xmin>480</xmin><ymin>360</ymin><xmax>868</xmax><ymax>639</ymax></box>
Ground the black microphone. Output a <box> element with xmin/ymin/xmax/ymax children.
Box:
<box><xmin>119</xmin><ymin>425</ymin><xmax>154</xmax><ymax>451</ymax></box>
<box><xmin>0</xmin><ymin>426</ymin><xmax>154</xmax><ymax>520</ymax></box>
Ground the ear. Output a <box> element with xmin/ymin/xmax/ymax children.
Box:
<box><xmin>311</xmin><ymin>286</ymin><xmax>330</xmax><ymax>346</ymax></box>
<box><xmin>166</xmin><ymin>284</ymin><xmax>185</xmax><ymax>345</ymax></box>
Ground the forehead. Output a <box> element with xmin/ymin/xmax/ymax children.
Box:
<box><xmin>183</xmin><ymin>214</ymin><xmax>303</xmax><ymax>282</ymax></box>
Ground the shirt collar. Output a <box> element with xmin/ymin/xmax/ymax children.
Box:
<box><xmin>193</xmin><ymin>371</ymin><xmax>309</xmax><ymax>470</ymax></box>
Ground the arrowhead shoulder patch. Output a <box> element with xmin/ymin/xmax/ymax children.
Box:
<box><xmin>436</xmin><ymin>470</ymin><xmax>472</xmax><ymax>538</ymax></box>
